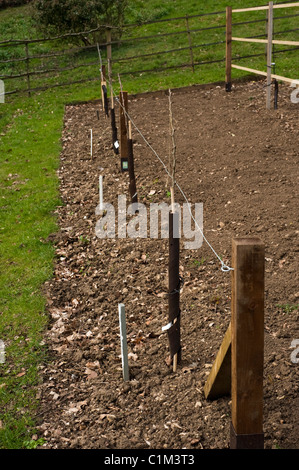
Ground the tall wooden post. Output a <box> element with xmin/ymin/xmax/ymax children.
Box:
<box><xmin>230</xmin><ymin>238</ymin><xmax>265</xmax><ymax>449</ymax></box>
<box><xmin>266</xmin><ymin>1</ymin><xmax>274</xmax><ymax>110</ymax></box>
<box><xmin>119</xmin><ymin>91</ymin><xmax>129</xmax><ymax>171</ymax></box>
<box><xmin>225</xmin><ymin>6</ymin><xmax>232</xmax><ymax>92</ymax></box>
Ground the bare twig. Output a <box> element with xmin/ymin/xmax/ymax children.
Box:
<box><xmin>168</xmin><ymin>89</ymin><xmax>176</xmax><ymax>203</ymax></box>
<box><xmin>118</xmin><ymin>73</ymin><xmax>129</xmax><ymax>130</ymax></box>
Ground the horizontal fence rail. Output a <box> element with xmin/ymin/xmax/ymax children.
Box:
<box><xmin>232</xmin><ymin>1</ymin><xmax>299</xmax><ymax>12</ymax></box>
<box><xmin>0</xmin><ymin>3</ymin><xmax>298</xmax><ymax>98</ymax></box>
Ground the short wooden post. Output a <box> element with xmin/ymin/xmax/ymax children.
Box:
<box><xmin>230</xmin><ymin>237</ymin><xmax>265</xmax><ymax>449</ymax></box>
<box><xmin>225</xmin><ymin>6</ymin><xmax>232</xmax><ymax>92</ymax></box>
<box><xmin>25</xmin><ymin>41</ymin><xmax>31</xmax><ymax>97</ymax></box>
<box><xmin>119</xmin><ymin>91</ymin><xmax>129</xmax><ymax>171</ymax></box>
<box><xmin>118</xmin><ymin>303</ymin><xmax>129</xmax><ymax>382</ymax></box>
<box><xmin>185</xmin><ymin>15</ymin><xmax>195</xmax><ymax>73</ymax></box>
<box><xmin>266</xmin><ymin>1</ymin><xmax>274</xmax><ymax>110</ymax></box>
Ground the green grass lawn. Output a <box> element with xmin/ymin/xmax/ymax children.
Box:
<box><xmin>0</xmin><ymin>0</ymin><xmax>298</xmax><ymax>449</ymax></box>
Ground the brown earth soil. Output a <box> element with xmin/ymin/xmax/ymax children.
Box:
<box><xmin>36</xmin><ymin>80</ymin><xmax>298</xmax><ymax>449</ymax></box>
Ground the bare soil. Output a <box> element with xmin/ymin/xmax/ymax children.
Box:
<box><xmin>37</xmin><ymin>80</ymin><xmax>298</xmax><ymax>449</ymax></box>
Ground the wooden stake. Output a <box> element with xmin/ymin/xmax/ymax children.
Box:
<box><xmin>226</xmin><ymin>6</ymin><xmax>232</xmax><ymax>92</ymax></box>
<box><xmin>128</xmin><ymin>121</ymin><xmax>138</xmax><ymax>204</ymax></box>
<box><xmin>118</xmin><ymin>303</ymin><xmax>129</xmax><ymax>382</ymax></box>
<box><xmin>230</xmin><ymin>237</ymin><xmax>265</xmax><ymax>449</ymax></box>
<box><xmin>119</xmin><ymin>90</ymin><xmax>128</xmax><ymax>160</ymax></box>
<box><xmin>101</xmin><ymin>64</ymin><xmax>106</xmax><ymax>113</ymax></box>
<box><xmin>204</xmin><ymin>323</ymin><xmax>231</xmax><ymax>400</ymax></box>
<box><xmin>170</xmin><ymin>186</ymin><xmax>178</xmax><ymax>373</ymax></box>
<box><xmin>167</xmin><ymin>89</ymin><xmax>180</xmax><ymax>372</ymax></box>
<box><xmin>266</xmin><ymin>1</ymin><xmax>274</xmax><ymax>110</ymax></box>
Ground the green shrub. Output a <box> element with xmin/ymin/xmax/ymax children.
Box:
<box><xmin>0</xmin><ymin>0</ymin><xmax>31</xmax><ymax>9</ymax></box>
<box><xmin>32</xmin><ymin>0</ymin><xmax>128</xmax><ymax>43</ymax></box>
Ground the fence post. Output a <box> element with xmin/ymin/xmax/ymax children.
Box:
<box><xmin>225</xmin><ymin>6</ymin><xmax>232</xmax><ymax>92</ymax></box>
<box><xmin>25</xmin><ymin>41</ymin><xmax>31</xmax><ymax>97</ymax></box>
<box><xmin>266</xmin><ymin>1</ymin><xmax>274</xmax><ymax>110</ymax></box>
<box><xmin>230</xmin><ymin>237</ymin><xmax>265</xmax><ymax>449</ymax></box>
<box><xmin>119</xmin><ymin>90</ymin><xmax>129</xmax><ymax>171</ymax></box>
<box><xmin>185</xmin><ymin>15</ymin><xmax>195</xmax><ymax>73</ymax></box>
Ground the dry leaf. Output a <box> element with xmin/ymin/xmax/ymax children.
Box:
<box><xmin>17</xmin><ymin>369</ymin><xmax>26</xmax><ymax>377</ymax></box>
<box><xmin>85</xmin><ymin>361</ymin><xmax>100</xmax><ymax>369</ymax></box>
<box><xmin>100</xmin><ymin>414</ymin><xmax>116</xmax><ymax>422</ymax></box>
<box><xmin>84</xmin><ymin>368</ymin><xmax>98</xmax><ymax>379</ymax></box>
<box><xmin>67</xmin><ymin>407</ymin><xmax>79</xmax><ymax>414</ymax></box>
<box><xmin>128</xmin><ymin>352</ymin><xmax>138</xmax><ymax>362</ymax></box>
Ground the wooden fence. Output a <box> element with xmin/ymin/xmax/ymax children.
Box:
<box><xmin>0</xmin><ymin>4</ymin><xmax>299</xmax><ymax>98</ymax></box>
<box><xmin>225</xmin><ymin>1</ymin><xmax>299</xmax><ymax>108</ymax></box>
